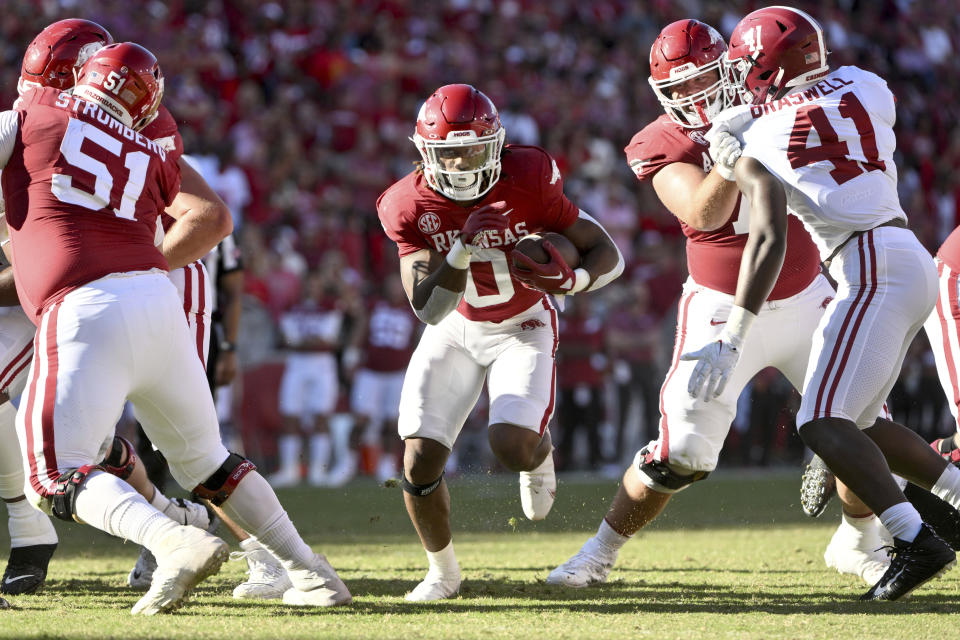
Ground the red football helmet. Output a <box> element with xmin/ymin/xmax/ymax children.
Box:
<box><xmin>648</xmin><ymin>20</ymin><xmax>730</xmax><ymax>128</ymax></box>
<box><xmin>19</xmin><ymin>19</ymin><xmax>113</xmax><ymax>95</ymax></box>
<box><xmin>412</xmin><ymin>84</ymin><xmax>506</xmax><ymax>201</ymax></box>
<box><xmin>74</xmin><ymin>43</ymin><xmax>164</xmax><ymax>131</ymax></box>
<box><xmin>723</xmin><ymin>6</ymin><xmax>829</xmax><ymax>105</ymax></box>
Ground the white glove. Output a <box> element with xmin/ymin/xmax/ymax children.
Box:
<box><xmin>680</xmin><ymin>334</ymin><xmax>743</xmax><ymax>401</ymax></box>
<box><xmin>711</xmin><ymin>105</ymin><xmax>754</xmax><ymax>137</ymax></box>
<box><xmin>708</xmin><ymin>131</ymin><xmax>741</xmax><ymax>181</ymax></box>
<box><xmin>706</xmin><ymin>105</ymin><xmax>754</xmax><ymax>181</ymax></box>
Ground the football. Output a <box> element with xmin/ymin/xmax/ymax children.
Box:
<box><xmin>512</xmin><ymin>232</ymin><xmax>581</xmax><ymax>270</ymax></box>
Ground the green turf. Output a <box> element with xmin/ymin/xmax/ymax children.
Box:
<box><xmin>0</xmin><ymin>471</ymin><xmax>956</xmax><ymax>639</ymax></box>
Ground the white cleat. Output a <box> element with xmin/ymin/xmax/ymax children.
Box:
<box><xmin>231</xmin><ymin>547</ymin><xmax>293</xmax><ymax>600</ymax></box>
<box><xmin>282</xmin><ymin>553</ymin><xmax>352</xmax><ymax>606</ymax></box>
<box><xmin>546</xmin><ymin>538</ymin><xmax>616</xmax><ymax>587</ymax></box>
<box><xmin>131</xmin><ymin>525</ymin><xmax>229</xmax><ymax>615</ymax></box>
<box><xmin>520</xmin><ymin>449</ymin><xmax>556</xmax><ymax>521</ymax></box>
<box><xmin>824</xmin><ymin>517</ymin><xmax>891</xmax><ymax>585</ymax></box>
<box><xmin>307</xmin><ymin>465</ymin><xmax>330</xmax><ymax>487</ymax></box>
<box><xmin>127</xmin><ymin>546</ymin><xmax>157</xmax><ymax>590</ymax></box>
<box><xmin>128</xmin><ymin>498</ymin><xmax>219</xmax><ymax>589</ymax></box>
<box><xmin>404</xmin><ymin>566</ymin><xmax>461</xmax><ymax>602</ymax></box>
<box><xmin>376</xmin><ymin>457</ymin><xmax>398</xmax><ymax>484</ymax></box>
<box><xmin>269</xmin><ymin>466</ymin><xmax>302</xmax><ymax>488</ymax></box>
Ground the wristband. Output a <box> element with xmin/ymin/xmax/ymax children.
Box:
<box><xmin>445</xmin><ymin>238</ymin><xmax>472</xmax><ymax>270</ymax></box>
<box><xmin>719</xmin><ymin>305</ymin><xmax>757</xmax><ymax>348</ymax></box>
<box><xmin>219</xmin><ymin>341</ymin><xmax>236</xmax><ymax>352</ymax></box>
<box><xmin>571</xmin><ymin>268</ymin><xmax>591</xmax><ymax>293</ymax></box>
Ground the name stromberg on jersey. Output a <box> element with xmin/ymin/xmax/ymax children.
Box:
<box><xmin>52</xmin><ymin>91</ymin><xmax>167</xmax><ymax>161</ymax></box>
<box><xmin>750</xmin><ymin>76</ymin><xmax>854</xmax><ymax>118</ymax></box>
<box><xmin>426</xmin><ymin>220</ymin><xmax>529</xmax><ymax>252</ymax></box>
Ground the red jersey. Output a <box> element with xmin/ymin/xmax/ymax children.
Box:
<box><xmin>624</xmin><ymin>114</ymin><xmax>820</xmax><ymax>300</ymax></box>
<box><xmin>1</xmin><ymin>88</ymin><xmax>180</xmax><ymax>322</ymax></box>
<box><xmin>557</xmin><ymin>313</ymin><xmax>605</xmax><ymax>389</ymax></box>
<box><xmin>278</xmin><ymin>298</ymin><xmax>343</xmax><ymax>353</ymax></box>
<box><xmin>378</xmin><ymin>145</ymin><xmax>579</xmax><ymax>322</ymax></box>
<box><xmin>141</xmin><ymin>106</ymin><xmax>184</xmax><ymax>234</ymax></box>
<box><xmin>141</xmin><ymin>105</ymin><xmax>183</xmax><ymax>163</ymax></box>
<box><xmin>362</xmin><ymin>299</ymin><xmax>417</xmax><ymax>372</ymax></box>
<box><xmin>939</xmin><ymin>226</ymin><xmax>960</xmax><ymax>272</ymax></box>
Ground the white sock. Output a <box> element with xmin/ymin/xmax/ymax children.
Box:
<box><xmin>278</xmin><ymin>435</ymin><xmax>302</xmax><ymax>471</ymax></box>
<box><xmin>0</xmin><ymin>402</ymin><xmax>25</xmax><ymax>500</ymax></box>
<box><xmin>425</xmin><ymin>540</ymin><xmax>458</xmax><ymax>575</ymax></box>
<box><xmin>596</xmin><ymin>519</ymin><xmax>630</xmax><ymax>552</ymax></box>
<box><xmin>309</xmin><ymin>434</ymin><xmax>331</xmax><ymax>471</ymax></box>
<box><xmin>878</xmin><ymin>502</ymin><xmax>922</xmax><ymax>542</ymax></box>
<box><xmin>931</xmin><ymin>464</ymin><xmax>960</xmax><ymax>510</ymax></box>
<box><xmin>239</xmin><ymin>537</ymin><xmax>263</xmax><ymax>552</ymax></box>
<box><xmin>219</xmin><ymin>471</ymin><xmax>313</xmax><ymax>570</ymax></box>
<box><xmin>7</xmin><ymin>500</ymin><xmax>58</xmax><ymax>547</ymax></box>
<box><xmin>329</xmin><ymin>415</ymin><xmax>353</xmax><ymax>465</ymax></box>
<box><xmin>73</xmin><ymin>471</ymin><xmax>179</xmax><ymax>549</ymax></box>
<box><xmin>149</xmin><ymin>488</ymin><xmax>171</xmax><ymax>513</ymax></box>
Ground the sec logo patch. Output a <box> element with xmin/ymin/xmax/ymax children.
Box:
<box><xmin>418</xmin><ymin>212</ymin><xmax>441</xmax><ymax>234</ymax></box>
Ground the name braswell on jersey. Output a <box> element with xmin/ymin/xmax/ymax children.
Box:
<box><xmin>736</xmin><ymin>66</ymin><xmax>906</xmax><ymax>259</ymax></box>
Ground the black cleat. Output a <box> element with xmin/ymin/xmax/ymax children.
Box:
<box><xmin>1</xmin><ymin>543</ymin><xmax>57</xmax><ymax>595</ymax></box>
<box><xmin>860</xmin><ymin>523</ymin><xmax>956</xmax><ymax>601</ymax></box>
<box><xmin>800</xmin><ymin>455</ymin><xmax>836</xmax><ymax>517</ymax></box>
<box><xmin>903</xmin><ymin>483</ymin><xmax>960</xmax><ymax>550</ymax></box>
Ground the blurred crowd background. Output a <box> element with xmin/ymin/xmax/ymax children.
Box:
<box><xmin>2</xmin><ymin>0</ymin><xmax>958</xmax><ymax>482</ymax></box>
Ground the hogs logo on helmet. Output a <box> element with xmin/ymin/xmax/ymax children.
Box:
<box><xmin>412</xmin><ymin>84</ymin><xmax>506</xmax><ymax>202</ymax></box>
<box><xmin>19</xmin><ymin>18</ymin><xmax>113</xmax><ymax>96</ymax></box>
<box><xmin>648</xmin><ymin>20</ymin><xmax>732</xmax><ymax>127</ymax></box>
<box><xmin>73</xmin><ymin>42</ymin><xmax>164</xmax><ymax>131</ymax></box>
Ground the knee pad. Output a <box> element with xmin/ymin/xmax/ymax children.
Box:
<box><xmin>401</xmin><ymin>469</ymin><xmax>444</xmax><ymax>497</ymax></box>
<box><xmin>192</xmin><ymin>452</ymin><xmax>256</xmax><ymax>506</ymax></box>
<box><xmin>50</xmin><ymin>465</ymin><xmax>102</xmax><ymax>522</ymax></box>
<box><xmin>101</xmin><ymin>436</ymin><xmax>137</xmax><ymax>481</ymax></box>
<box><xmin>634</xmin><ymin>445</ymin><xmax>710</xmax><ymax>494</ymax></box>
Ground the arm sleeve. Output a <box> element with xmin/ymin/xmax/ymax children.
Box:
<box><xmin>0</xmin><ymin>111</ymin><xmax>20</xmax><ymax>170</ymax></box>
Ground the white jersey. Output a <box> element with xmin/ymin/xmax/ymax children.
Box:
<box><xmin>731</xmin><ymin>66</ymin><xmax>905</xmax><ymax>259</ymax></box>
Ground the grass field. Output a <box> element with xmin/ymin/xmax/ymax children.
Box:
<box><xmin>0</xmin><ymin>470</ymin><xmax>957</xmax><ymax>639</ymax></box>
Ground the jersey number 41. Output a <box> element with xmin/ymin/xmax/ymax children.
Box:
<box><xmin>787</xmin><ymin>91</ymin><xmax>886</xmax><ymax>186</ymax></box>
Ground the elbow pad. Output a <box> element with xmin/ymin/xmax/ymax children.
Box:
<box><xmin>584</xmin><ymin>250</ymin><xmax>625</xmax><ymax>292</ymax></box>
<box><xmin>413</xmin><ymin>286</ymin><xmax>463</xmax><ymax>325</ymax></box>
<box><xmin>576</xmin><ymin>209</ymin><xmax>625</xmax><ymax>293</ymax></box>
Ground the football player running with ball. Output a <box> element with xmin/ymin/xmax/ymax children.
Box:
<box><xmin>378</xmin><ymin>84</ymin><xmax>623</xmax><ymax>601</ymax></box>
<box><xmin>687</xmin><ymin>6</ymin><xmax>960</xmax><ymax>601</ymax></box>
